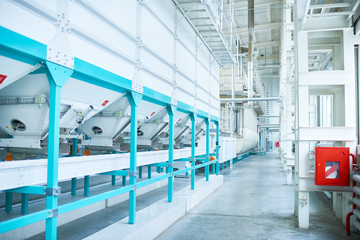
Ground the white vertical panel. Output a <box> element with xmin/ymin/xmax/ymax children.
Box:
<box><xmin>145</xmin><ymin>0</ymin><xmax>175</xmax><ymax>33</ymax></box>
<box><xmin>177</xmin><ymin>44</ymin><xmax>196</xmax><ymax>80</ymax></box>
<box><xmin>142</xmin><ymin>8</ymin><xmax>174</xmax><ymax>65</ymax></box>
<box><xmin>0</xmin><ymin>1</ymin><xmax>56</xmax><ymax>44</ymax></box>
<box><xmin>68</xmin><ymin>35</ymin><xmax>135</xmax><ymax>80</ymax></box>
<box><xmin>88</xmin><ymin>0</ymin><xmax>137</xmax><ymax>37</ymax></box>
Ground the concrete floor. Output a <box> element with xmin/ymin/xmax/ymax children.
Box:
<box><xmin>157</xmin><ymin>153</ymin><xmax>358</xmax><ymax>240</ymax></box>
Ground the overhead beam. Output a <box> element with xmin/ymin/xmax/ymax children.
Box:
<box><xmin>234</xmin><ymin>0</ymin><xmax>281</xmax><ymax>10</ymax></box>
<box><xmin>257</xmin><ymin>54</ymin><xmax>279</xmax><ymax>61</ymax></box>
<box><xmin>309</xmin><ymin>3</ymin><xmax>352</xmax><ymax>9</ymax></box>
<box><xmin>225</xmin><ymin>22</ymin><xmax>281</xmax><ymax>35</ymax></box>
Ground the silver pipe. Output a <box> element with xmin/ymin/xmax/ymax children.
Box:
<box><xmin>247</xmin><ymin>0</ymin><xmax>254</xmax><ymax>101</ymax></box>
<box><xmin>221</xmin><ymin>97</ymin><xmax>280</xmax><ymax>102</ymax></box>
<box><xmin>232</xmin><ymin>64</ymin><xmax>236</xmax><ymax>109</ymax></box>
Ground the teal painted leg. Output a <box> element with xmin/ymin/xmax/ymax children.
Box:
<box><xmin>205</xmin><ymin>119</ymin><xmax>209</xmax><ymax>181</ymax></box>
<box><xmin>21</xmin><ymin>194</ymin><xmax>29</xmax><ymax>215</ymax></box>
<box><xmin>45</xmin><ymin>61</ymin><xmax>72</xmax><ymax>240</ymax></box>
<box><xmin>212</xmin><ymin>163</ymin><xmax>215</xmax><ymax>174</ymax></box>
<box><xmin>5</xmin><ymin>192</ymin><xmax>12</xmax><ymax>213</ymax></box>
<box><xmin>148</xmin><ymin>166</ymin><xmax>151</xmax><ymax>179</ymax></box>
<box><xmin>71</xmin><ymin>178</ymin><xmax>77</xmax><ymax>196</ymax></box>
<box><xmin>190</xmin><ymin>113</ymin><xmax>196</xmax><ymax>190</ymax></box>
<box><xmin>71</xmin><ymin>138</ymin><xmax>77</xmax><ymax>196</ymax></box>
<box><xmin>215</xmin><ymin>122</ymin><xmax>219</xmax><ymax>175</ymax></box>
<box><xmin>122</xmin><ymin>176</ymin><xmax>126</xmax><ymax>186</ymax></box>
<box><xmin>84</xmin><ymin>175</ymin><xmax>90</xmax><ymax>196</ymax></box>
<box><xmin>167</xmin><ymin>105</ymin><xmax>176</xmax><ymax>202</ymax></box>
<box><xmin>112</xmin><ymin>175</ymin><xmax>116</xmax><ymax>185</ymax></box>
<box><xmin>127</xmin><ymin>91</ymin><xmax>142</xmax><ymax>224</ymax></box>
<box><xmin>139</xmin><ymin>166</ymin><xmax>142</xmax><ymax>179</ymax></box>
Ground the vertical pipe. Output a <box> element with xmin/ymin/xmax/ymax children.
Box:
<box><xmin>248</xmin><ymin>0</ymin><xmax>254</xmax><ymax>102</ymax></box>
<box><xmin>205</xmin><ymin>119</ymin><xmax>210</xmax><ymax>181</ymax></box>
<box><xmin>148</xmin><ymin>166</ymin><xmax>151</xmax><ymax>179</ymax></box>
<box><xmin>5</xmin><ymin>192</ymin><xmax>12</xmax><ymax>213</ymax></box>
<box><xmin>212</xmin><ymin>162</ymin><xmax>215</xmax><ymax>174</ymax></box>
<box><xmin>232</xmin><ymin>65</ymin><xmax>236</xmax><ymax>109</ymax></box>
<box><xmin>167</xmin><ymin>107</ymin><xmax>175</xmax><ymax>202</ymax></box>
<box><xmin>21</xmin><ymin>194</ymin><xmax>29</xmax><ymax>215</ymax></box>
<box><xmin>71</xmin><ymin>138</ymin><xmax>77</xmax><ymax>196</ymax></box>
<box><xmin>216</xmin><ymin>122</ymin><xmax>220</xmax><ymax>175</ymax></box>
<box><xmin>139</xmin><ymin>166</ymin><xmax>143</xmax><ymax>178</ymax></box>
<box><xmin>84</xmin><ymin>176</ymin><xmax>90</xmax><ymax>196</ymax></box>
<box><xmin>190</xmin><ymin>114</ymin><xmax>196</xmax><ymax>190</ymax></box>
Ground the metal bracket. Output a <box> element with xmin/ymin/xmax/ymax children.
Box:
<box><xmin>48</xmin><ymin>208</ymin><xmax>59</xmax><ymax>218</ymax></box>
<box><xmin>129</xmin><ymin>171</ymin><xmax>138</xmax><ymax>177</ymax></box>
<box><xmin>190</xmin><ymin>158</ymin><xmax>196</xmax><ymax>163</ymax></box>
<box><xmin>167</xmin><ymin>162</ymin><xmax>174</xmax><ymax>168</ymax></box>
<box><xmin>132</xmin><ymin>185</ymin><xmax>137</xmax><ymax>190</ymax></box>
<box><xmin>45</xmin><ymin>187</ymin><xmax>61</xmax><ymax>197</ymax></box>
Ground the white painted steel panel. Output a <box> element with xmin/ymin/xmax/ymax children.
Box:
<box><xmin>88</xmin><ymin>0</ymin><xmax>137</xmax><ymax>37</ymax></box>
<box><xmin>198</xmin><ymin>44</ymin><xmax>210</xmax><ymax>69</ymax></box>
<box><xmin>177</xmin><ymin>14</ymin><xmax>196</xmax><ymax>54</ymax></box>
<box><xmin>197</xmin><ymin>88</ymin><xmax>210</xmax><ymax>111</ymax></box>
<box><xmin>0</xmin><ymin>147</ymin><xmax>207</xmax><ymax>191</ymax></box>
<box><xmin>69</xmin><ymin>2</ymin><xmax>136</xmax><ymax>60</ymax></box>
<box><xmin>299</xmin><ymin>71</ymin><xmax>354</xmax><ymax>86</ymax></box>
<box><xmin>197</xmin><ymin>63</ymin><xmax>209</xmax><ymax>92</ymax></box>
<box><xmin>145</xmin><ymin>0</ymin><xmax>175</xmax><ymax>34</ymax></box>
<box><xmin>140</xmin><ymin>70</ymin><xmax>173</xmax><ymax>97</ymax></box>
<box><xmin>68</xmin><ymin>34</ymin><xmax>136</xmax><ymax>81</ymax></box>
<box><xmin>299</xmin><ymin>127</ymin><xmax>356</xmax><ymax>141</ymax></box>
<box><xmin>30</xmin><ymin>0</ymin><xmax>58</xmax><ymax>13</ymax></box>
<box><xmin>0</xmin><ymin>1</ymin><xmax>56</xmax><ymax>45</ymax></box>
<box><xmin>142</xmin><ymin>51</ymin><xmax>173</xmax><ymax>81</ymax></box>
<box><xmin>142</xmin><ymin>9</ymin><xmax>174</xmax><ymax>65</ymax></box>
<box><xmin>0</xmin><ymin>0</ymin><xmax>220</xmax><ymax>119</ymax></box>
<box><xmin>177</xmin><ymin>44</ymin><xmax>196</xmax><ymax>80</ymax></box>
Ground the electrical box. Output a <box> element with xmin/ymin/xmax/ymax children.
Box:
<box><xmin>315</xmin><ymin>147</ymin><xmax>350</xmax><ymax>186</ymax></box>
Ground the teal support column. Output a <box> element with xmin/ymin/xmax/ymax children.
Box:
<box><xmin>45</xmin><ymin>61</ymin><xmax>73</xmax><ymax>240</ymax></box>
<box><xmin>84</xmin><ymin>176</ymin><xmax>90</xmax><ymax>196</ymax></box>
<box><xmin>166</xmin><ymin>105</ymin><xmax>176</xmax><ymax>202</ymax></box>
<box><xmin>139</xmin><ymin>166</ymin><xmax>143</xmax><ymax>179</ymax></box>
<box><xmin>205</xmin><ymin>118</ymin><xmax>210</xmax><ymax>181</ymax></box>
<box><xmin>112</xmin><ymin>175</ymin><xmax>116</xmax><ymax>185</ymax></box>
<box><xmin>212</xmin><ymin>163</ymin><xmax>215</xmax><ymax>174</ymax></box>
<box><xmin>216</xmin><ymin>122</ymin><xmax>220</xmax><ymax>175</ymax></box>
<box><xmin>21</xmin><ymin>194</ymin><xmax>29</xmax><ymax>215</ymax></box>
<box><xmin>127</xmin><ymin>91</ymin><xmax>142</xmax><ymax>224</ymax></box>
<box><xmin>148</xmin><ymin>166</ymin><xmax>152</xmax><ymax>179</ymax></box>
<box><xmin>5</xmin><ymin>192</ymin><xmax>12</xmax><ymax>213</ymax></box>
<box><xmin>122</xmin><ymin>176</ymin><xmax>126</xmax><ymax>186</ymax></box>
<box><xmin>71</xmin><ymin>138</ymin><xmax>78</xmax><ymax>196</ymax></box>
<box><xmin>189</xmin><ymin>113</ymin><xmax>196</xmax><ymax>190</ymax></box>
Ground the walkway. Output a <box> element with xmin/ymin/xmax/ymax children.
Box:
<box><xmin>157</xmin><ymin>153</ymin><xmax>355</xmax><ymax>240</ymax></box>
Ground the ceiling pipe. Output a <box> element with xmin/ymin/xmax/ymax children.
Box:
<box><xmin>220</xmin><ymin>97</ymin><xmax>281</xmax><ymax>102</ymax></box>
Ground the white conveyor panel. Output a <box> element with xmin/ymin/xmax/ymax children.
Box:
<box><xmin>0</xmin><ymin>147</ymin><xmax>207</xmax><ymax>191</ymax></box>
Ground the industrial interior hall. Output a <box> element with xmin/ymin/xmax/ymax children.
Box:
<box><xmin>0</xmin><ymin>0</ymin><xmax>360</xmax><ymax>239</ymax></box>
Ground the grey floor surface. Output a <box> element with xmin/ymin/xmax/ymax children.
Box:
<box><xmin>156</xmin><ymin>153</ymin><xmax>358</xmax><ymax>240</ymax></box>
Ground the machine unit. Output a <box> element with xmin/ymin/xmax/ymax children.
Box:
<box><xmin>315</xmin><ymin>147</ymin><xmax>350</xmax><ymax>186</ymax></box>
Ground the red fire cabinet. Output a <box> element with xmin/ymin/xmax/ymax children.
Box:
<box><xmin>315</xmin><ymin>147</ymin><xmax>350</xmax><ymax>186</ymax></box>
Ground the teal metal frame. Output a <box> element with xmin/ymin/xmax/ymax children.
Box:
<box><xmin>0</xmin><ymin>26</ymin><xmax>220</xmax><ymax>238</ymax></box>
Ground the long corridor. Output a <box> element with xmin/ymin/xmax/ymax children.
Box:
<box><xmin>157</xmin><ymin>153</ymin><xmax>355</xmax><ymax>240</ymax></box>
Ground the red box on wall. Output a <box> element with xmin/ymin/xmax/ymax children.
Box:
<box><xmin>315</xmin><ymin>147</ymin><xmax>350</xmax><ymax>186</ymax></box>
